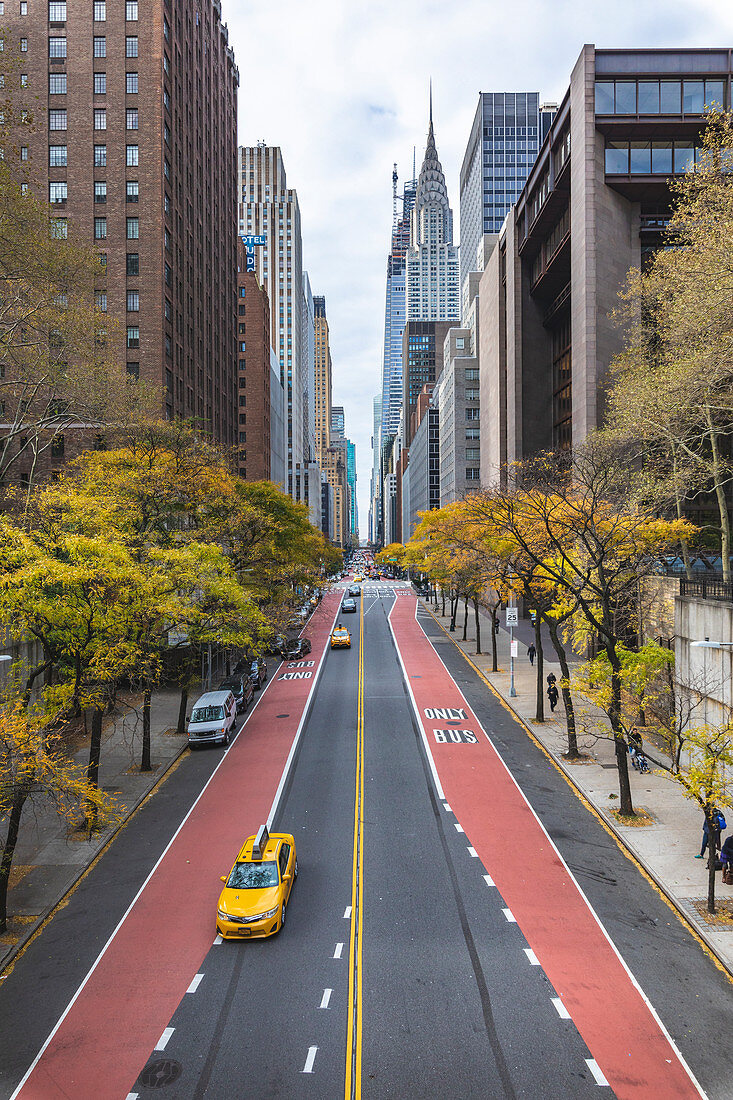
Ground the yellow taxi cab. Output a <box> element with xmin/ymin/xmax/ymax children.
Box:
<box><xmin>216</xmin><ymin>826</ymin><xmax>297</xmax><ymax>939</ymax></box>
<box><xmin>353</xmin><ymin>574</ymin><xmax>363</xmax><ymax>582</ymax></box>
<box><xmin>330</xmin><ymin>624</ymin><xmax>352</xmax><ymax>649</ymax></box>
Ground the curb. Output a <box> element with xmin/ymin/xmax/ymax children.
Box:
<box><xmin>422</xmin><ymin>600</ymin><xmax>733</xmax><ymax>983</ymax></box>
<box><xmin>0</xmin><ymin>739</ymin><xmax>189</xmax><ymax>976</ymax></box>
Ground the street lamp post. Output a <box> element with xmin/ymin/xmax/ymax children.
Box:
<box><xmin>507</xmin><ymin>575</ymin><xmax>517</xmax><ymax>698</ymax></box>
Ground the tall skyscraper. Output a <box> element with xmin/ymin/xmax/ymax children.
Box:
<box><xmin>301</xmin><ymin>272</ymin><xmax>321</xmax><ymax>527</ymax></box>
<box><xmin>369</xmin><ymin>394</ymin><xmax>382</xmax><ymax>544</ymax></box>
<box><xmin>313</xmin><ymin>296</ymin><xmax>332</xmax><ymax>464</ymax></box>
<box><xmin>6</xmin><ymin>0</ymin><xmax>240</xmax><ymax>449</ymax></box>
<box><xmin>238</xmin><ymin>146</ymin><xmax>304</xmax><ymax>501</ymax></box>
<box><xmin>405</xmin><ymin>100</ymin><xmax>460</xmax><ymax>322</ymax></box>
<box><xmin>381</xmin><ymin>169</ymin><xmax>417</xmax><ymax>438</ymax></box>
<box><xmin>459</xmin><ymin>92</ymin><xmax>553</xmax><ymax>303</ymax></box>
<box><xmin>346</xmin><ymin>439</ymin><xmax>358</xmax><ymax>541</ymax></box>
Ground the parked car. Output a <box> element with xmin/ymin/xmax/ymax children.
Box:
<box><xmin>187</xmin><ymin>690</ymin><xmax>237</xmax><ymax>747</ymax></box>
<box><xmin>218</xmin><ymin>675</ymin><xmax>255</xmax><ymax>714</ymax></box>
<box><xmin>248</xmin><ymin>657</ymin><xmax>268</xmax><ymax>689</ymax></box>
<box><xmin>285</xmin><ymin>638</ymin><xmax>312</xmax><ymax>660</ymax></box>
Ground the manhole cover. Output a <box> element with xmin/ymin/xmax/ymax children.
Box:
<box><xmin>276</xmin><ymin>713</ymin><xmax>290</xmax><ymax>718</ymax></box>
<box><xmin>137</xmin><ymin>1058</ymin><xmax>182</xmax><ymax>1088</ymax></box>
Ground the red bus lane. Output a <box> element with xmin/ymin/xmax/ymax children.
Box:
<box><xmin>389</xmin><ymin>596</ymin><xmax>703</xmax><ymax>1100</ymax></box>
<box><xmin>12</xmin><ymin>594</ymin><xmax>341</xmax><ymax>1100</ymax></box>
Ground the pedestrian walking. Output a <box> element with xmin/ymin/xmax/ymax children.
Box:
<box><xmin>547</xmin><ymin>681</ymin><xmax>559</xmax><ymax>712</ymax></box>
<box><xmin>547</xmin><ymin>672</ymin><xmax>556</xmax><ymax>687</ymax></box>
<box><xmin>696</xmin><ymin>808</ymin><xmax>726</xmax><ymax>859</ymax></box>
<box><xmin>527</xmin><ymin>643</ymin><xmax>536</xmax><ymax>666</ymax></box>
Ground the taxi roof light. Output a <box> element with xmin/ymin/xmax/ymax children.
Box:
<box><xmin>253</xmin><ymin>824</ymin><xmax>269</xmax><ymax>860</ymax></box>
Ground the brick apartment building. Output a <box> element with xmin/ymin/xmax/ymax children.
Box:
<box><xmin>235</xmin><ymin>255</ymin><xmax>273</xmax><ymax>482</ymax></box>
<box><xmin>4</xmin><ymin>0</ymin><xmax>239</xmax><ymax>451</ymax></box>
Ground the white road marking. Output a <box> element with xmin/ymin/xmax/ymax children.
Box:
<box><xmin>443</xmin><ymin>802</ymin><xmax>452</xmax><ymax>812</ymax></box>
<box><xmin>155</xmin><ymin>1028</ymin><xmax>175</xmax><ymax>1051</ymax></box>
<box><xmin>483</xmin><ymin>874</ymin><xmax>495</xmax><ymax>887</ymax></box>
<box><xmin>467</xmin><ymin>846</ymin><xmax>478</xmax><ymax>857</ymax></box>
<box><xmin>303</xmin><ymin>1046</ymin><xmax>318</xmax><ymax>1074</ymax></box>
<box><xmin>552</xmin><ymin>997</ymin><xmax>571</xmax><ymax>1019</ymax></box>
<box><xmin>524</xmin><ymin>948</ymin><xmax>540</xmax><ymax>966</ymax></box>
<box><xmin>319</xmin><ymin>988</ymin><xmax>332</xmax><ymax>1009</ymax></box>
<box><xmin>186</xmin><ymin>974</ymin><xmax>204</xmax><ymax>994</ymax></box>
<box><xmin>343</xmin><ymin>906</ymin><xmax>352</xmax><ymax>918</ymax></box>
<box><xmin>333</xmin><ymin>942</ymin><xmax>344</xmax><ymax>959</ymax></box>
<box><xmin>213</xmin><ymin>934</ymin><xmax>223</xmax><ymax>945</ymax></box>
<box><xmin>502</xmin><ymin>908</ymin><xmax>516</xmax><ymax>923</ymax></box>
<box><xmin>454</xmin><ymin>823</ymin><xmax>465</xmax><ymax>833</ymax></box>
<box><xmin>126</xmin><ymin>1094</ymin><xmax>139</xmax><ymax>1099</ymax></box>
<box><xmin>586</xmin><ymin>1059</ymin><xmax>610</xmax><ymax>1086</ymax></box>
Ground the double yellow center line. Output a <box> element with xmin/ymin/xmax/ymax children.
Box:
<box><xmin>344</xmin><ymin>592</ymin><xmax>365</xmax><ymax>1099</ymax></box>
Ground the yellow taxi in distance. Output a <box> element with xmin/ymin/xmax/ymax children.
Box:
<box><xmin>216</xmin><ymin>826</ymin><xmax>297</xmax><ymax>939</ymax></box>
<box><xmin>353</xmin><ymin>574</ymin><xmax>363</xmax><ymax>582</ymax></box>
<box><xmin>330</xmin><ymin>625</ymin><xmax>352</xmax><ymax>649</ymax></box>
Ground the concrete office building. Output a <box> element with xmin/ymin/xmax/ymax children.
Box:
<box><xmin>436</xmin><ymin>320</ymin><xmax>481</xmax><ymax>504</ymax></box>
<box><xmin>369</xmin><ymin>395</ymin><xmax>382</xmax><ymax>545</ymax></box>
<box><xmin>406</xmin><ymin>102</ymin><xmax>460</xmax><ymax>323</ymax></box>
<box><xmin>238</xmin><ymin>145</ymin><xmax>306</xmax><ymax>503</ymax></box>
<box><xmin>5</xmin><ymin>0</ymin><xmax>239</xmax><ymax>459</ymax></box>
<box><xmin>478</xmin><ymin>45</ymin><xmax>733</xmax><ymax>485</ymax></box>
<box><xmin>380</xmin><ymin>172</ymin><xmax>417</xmax><ymax>438</ymax></box>
<box><xmin>459</xmin><ymin>92</ymin><xmax>554</xmax><ymax>312</ymax></box>
<box><xmin>402</xmin><ymin>320</ymin><xmax>452</xmax><ymax>445</ymax></box>
<box><xmin>313</xmin><ymin>296</ymin><xmax>332</xmax><ymax>464</ymax></box>
<box><xmin>404</xmin><ymin>388</ymin><xmax>439</xmax><ymax>540</ymax></box>
<box><xmin>301</xmin><ymin>272</ymin><xmax>321</xmax><ymax>528</ymax></box>
<box><xmin>347</xmin><ymin>439</ymin><xmax>358</xmax><ymax>542</ymax></box>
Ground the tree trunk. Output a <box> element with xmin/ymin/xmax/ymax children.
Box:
<box><xmin>490</xmin><ymin>609</ymin><xmax>498</xmax><ymax>673</ymax></box>
<box><xmin>608</xmin><ymin>648</ymin><xmax>634</xmax><ymax>815</ymax></box>
<box><xmin>141</xmin><ymin>685</ymin><xmax>152</xmax><ymax>772</ymax></box>
<box><xmin>177</xmin><ymin>686</ymin><xmax>188</xmax><ymax>736</ymax></box>
<box><xmin>450</xmin><ymin>592</ymin><xmax>458</xmax><ymax>632</ymax></box>
<box><xmin>474</xmin><ymin>598</ymin><xmax>481</xmax><ymax>656</ymax></box>
<box><xmin>706</xmin><ymin>808</ymin><xmax>719</xmax><ymax>915</ymax></box>
<box><xmin>534</xmin><ymin>614</ymin><xmax>544</xmax><ymax>722</ymax></box>
<box><xmin>0</xmin><ymin>786</ymin><xmax>28</xmax><ymax>934</ymax></box>
<box><xmin>706</xmin><ymin>406</ymin><xmax>731</xmax><ymax>583</ymax></box>
<box><xmin>441</xmin><ymin>588</ymin><xmax>446</xmax><ymax>617</ymax></box>
<box><xmin>463</xmin><ymin>595</ymin><xmax>469</xmax><ymax>642</ymax></box>
<box><xmin>547</xmin><ymin>615</ymin><xmax>580</xmax><ymax>759</ymax></box>
<box><xmin>86</xmin><ymin>705</ymin><xmax>103</xmax><ymax>830</ymax></box>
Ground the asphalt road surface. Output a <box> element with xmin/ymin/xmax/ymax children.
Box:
<box><xmin>0</xmin><ymin>583</ymin><xmax>731</xmax><ymax>1100</ymax></box>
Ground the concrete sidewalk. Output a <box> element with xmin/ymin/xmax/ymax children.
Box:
<box><xmin>1</xmin><ymin>689</ymin><xmax>190</xmax><ymax>970</ymax></box>
<box><xmin>419</xmin><ymin>592</ymin><xmax>733</xmax><ymax>979</ymax></box>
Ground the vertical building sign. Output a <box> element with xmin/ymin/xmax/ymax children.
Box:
<box><xmin>240</xmin><ymin>234</ymin><xmax>266</xmax><ymax>272</ymax></box>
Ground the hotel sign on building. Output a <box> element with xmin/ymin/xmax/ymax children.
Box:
<box><xmin>240</xmin><ymin>235</ymin><xmax>267</xmax><ymax>272</ymax></box>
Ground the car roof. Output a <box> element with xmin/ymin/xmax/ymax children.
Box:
<box><xmin>236</xmin><ymin>832</ymin><xmax>294</xmax><ymax>862</ymax></box>
<box><xmin>193</xmin><ymin>690</ymin><xmax>233</xmax><ymax>705</ymax></box>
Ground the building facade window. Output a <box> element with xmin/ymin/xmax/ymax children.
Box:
<box><xmin>93</xmin><ymin>108</ymin><xmax>106</xmax><ymax>129</ymax></box>
<box><xmin>126</xmin><ymin>361</ymin><xmax>139</xmax><ymax>378</ymax></box>
<box><xmin>94</xmin><ymin>143</ymin><xmax>106</xmax><ymax>166</ymax></box>
<box><xmin>126</xmin><ymin>290</ymin><xmax>139</xmax><ymax>311</ymax></box>
<box><xmin>126</xmin><ymin>326</ymin><xmax>139</xmax><ymax>348</ymax></box>
<box><xmin>94</xmin><ymin>180</ymin><xmax>106</xmax><ymax>202</ymax></box>
<box><xmin>49</xmin><ymin>181</ymin><xmax>67</xmax><ymax>203</ymax></box>
<box><xmin>49</xmin><ymin>108</ymin><xmax>67</xmax><ymax>129</ymax></box>
<box><xmin>95</xmin><ymin>291</ymin><xmax>107</xmax><ymax>311</ymax></box>
<box><xmin>125</xmin><ymin>35</ymin><xmax>137</xmax><ymax>57</ymax></box>
<box><xmin>126</xmin><ymin>143</ymin><xmax>138</xmax><ymax>166</ymax></box>
<box><xmin>94</xmin><ymin>216</ymin><xmax>106</xmax><ymax>239</ymax></box>
<box><xmin>126</xmin><ymin>252</ymin><xmax>139</xmax><ymax>276</ymax></box>
<box><xmin>93</xmin><ymin>35</ymin><xmax>106</xmax><ymax>57</ymax></box>
<box><xmin>126</xmin><ymin>216</ymin><xmax>139</xmax><ymax>239</ymax></box>
<box><xmin>20</xmin><ymin>38</ymin><xmax>28</xmax><ymax>51</ymax></box>
<box><xmin>94</xmin><ymin>71</ymin><xmax>106</xmax><ymax>94</ymax></box>
<box><xmin>49</xmin><ymin>36</ymin><xmax>66</xmax><ymax>57</ymax></box>
<box><xmin>126</xmin><ymin>180</ymin><xmax>138</xmax><ymax>202</ymax></box>
<box><xmin>125</xmin><ymin>0</ymin><xmax>138</xmax><ymax>18</ymax></box>
<box><xmin>93</xmin><ymin>0</ymin><xmax>106</xmax><ymax>18</ymax></box>
<box><xmin>126</xmin><ymin>71</ymin><xmax>138</xmax><ymax>93</ymax></box>
<box><xmin>49</xmin><ymin>144</ymin><xmax>67</xmax><ymax>166</ymax></box>
<box><xmin>50</xmin><ymin>217</ymin><xmax>67</xmax><ymax>238</ymax></box>
<box><xmin>126</xmin><ymin>108</ymin><xmax>138</xmax><ymax>129</ymax></box>
<box><xmin>49</xmin><ymin>1</ymin><xmax>67</xmax><ymax>20</ymax></box>
<box><xmin>49</xmin><ymin>72</ymin><xmax>66</xmax><ymax>93</ymax></box>
<box><xmin>20</xmin><ymin>73</ymin><xmax>28</xmax><ymax>86</ymax></box>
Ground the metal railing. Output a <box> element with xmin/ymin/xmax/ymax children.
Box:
<box><xmin>680</xmin><ymin>576</ymin><xmax>733</xmax><ymax>604</ymax></box>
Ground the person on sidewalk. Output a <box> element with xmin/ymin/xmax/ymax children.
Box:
<box><xmin>628</xmin><ymin>727</ymin><xmax>643</xmax><ymax>759</ymax></box>
<box><xmin>721</xmin><ymin>834</ymin><xmax>733</xmax><ymax>884</ymax></box>
<box><xmin>696</xmin><ymin>808</ymin><xmax>726</xmax><ymax>859</ymax></box>
<box><xmin>527</xmin><ymin>643</ymin><xmax>536</xmax><ymax>666</ymax></box>
<box><xmin>547</xmin><ymin>681</ymin><xmax>559</xmax><ymax>712</ymax></box>
<box><xmin>547</xmin><ymin>672</ymin><xmax>556</xmax><ymax>687</ymax></box>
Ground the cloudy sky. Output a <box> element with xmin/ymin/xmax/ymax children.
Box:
<box><xmin>222</xmin><ymin>0</ymin><xmax>733</xmax><ymax>534</ymax></box>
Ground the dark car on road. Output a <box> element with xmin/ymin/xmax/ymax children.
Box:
<box><xmin>218</xmin><ymin>675</ymin><xmax>255</xmax><ymax>714</ymax></box>
<box><xmin>348</xmin><ymin>585</ymin><xmax>361</xmax><ymax>597</ymax></box>
<box><xmin>285</xmin><ymin>638</ymin><xmax>312</xmax><ymax>660</ymax></box>
<box><xmin>248</xmin><ymin>657</ymin><xmax>268</xmax><ymax>689</ymax></box>
<box><xmin>342</xmin><ymin>597</ymin><xmax>357</xmax><ymax>613</ymax></box>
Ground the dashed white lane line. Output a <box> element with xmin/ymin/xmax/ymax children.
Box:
<box><xmin>443</xmin><ymin>802</ymin><xmax>452</xmax><ymax>812</ymax></box>
<box><xmin>467</xmin><ymin>846</ymin><xmax>478</xmax><ymax>858</ymax></box>
<box><xmin>454</xmin><ymin>823</ymin><xmax>465</xmax><ymax>833</ymax></box>
<box><xmin>552</xmin><ymin>997</ymin><xmax>571</xmax><ymax>1020</ymax></box>
<box><xmin>155</xmin><ymin>1028</ymin><xmax>175</xmax><ymax>1051</ymax></box>
<box><xmin>502</xmin><ymin>908</ymin><xmax>516</xmax><ymax>923</ymax></box>
<box><xmin>126</xmin><ymin>1094</ymin><xmax>138</xmax><ymax>1099</ymax></box>
<box><xmin>213</xmin><ymin>934</ymin><xmax>223</xmax><ymax>945</ymax></box>
<box><xmin>303</xmin><ymin>1046</ymin><xmax>318</xmax><ymax>1074</ymax></box>
<box><xmin>524</xmin><ymin>948</ymin><xmax>540</xmax><ymax>966</ymax></box>
<box><xmin>483</xmin><ymin>874</ymin><xmax>495</xmax><ymax>887</ymax></box>
<box><xmin>343</xmin><ymin>906</ymin><xmax>352</xmax><ymax>918</ymax></box>
<box><xmin>586</xmin><ymin>1059</ymin><xmax>610</xmax><ymax>1086</ymax></box>
<box><xmin>319</xmin><ymin>988</ymin><xmax>333</xmax><ymax>1009</ymax></box>
<box><xmin>333</xmin><ymin>942</ymin><xmax>344</xmax><ymax>959</ymax></box>
<box><xmin>186</xmin><ymin>974</ymin><xmax>204</xmax><ymax>994</ymax></box>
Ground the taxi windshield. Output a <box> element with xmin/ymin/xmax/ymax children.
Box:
<box><xmin>191</xmin><ymin>705</ymin><xmax>224</xmax><ymax>723</ymax></box>
<box><xmin>227</xmin><ymin>861</ymin><xmax>279</xmax><ymax>889</ymax></box>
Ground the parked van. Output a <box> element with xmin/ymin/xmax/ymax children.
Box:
<box><xmin>187</xmin><ymin>690</ymin><xmax>237</xmax><ymax>747</ymax></box>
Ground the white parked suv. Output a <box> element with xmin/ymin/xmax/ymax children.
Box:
<box><xmin>187</xmin><ymin>690</ymin><xmax>237</xmax><ymax>747</ymax></box>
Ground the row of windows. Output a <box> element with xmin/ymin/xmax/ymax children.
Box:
<box><xmin>49</xmin><ymin>35</ymin><xmax>138</xmax><ymax>58</ymax></box>
<box><xmin>49</xmin><ymin>177</ymin><xmax>139</xmax><ymax>203</ymax></box>
<box><xmin>93</xmin><ymin>216</ymin><xmax>139</xmax><ymax>239</ymax></box>
<box><xmin>94</xmin><ymin>290</ymin><xmax>138</xmax><ymax>311</ymax></box>
<box><xmin>605</xmin><ymin>139</ymin><xmax>701</xmax><ymax>176</ymax></box>
<box><xmin>595</xmin><ymin>78</ymin><xmax>726</xmax><ymax>117</ymax></box>
<box><xmin>48</xmin><ymin>1</ymin><xmax>139</xmax><ymax>19</ymax></box>
<box><xmin>48</xmin><ymin>71</ymin><xmax>138</xmax><ymax>94</ymax></box>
